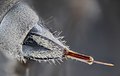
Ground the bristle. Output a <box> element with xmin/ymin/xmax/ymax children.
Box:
<box><xmin>59</xmin><ymin>59</ymin><xmax>63</xmax><ymax>62</ymax></box>
<box><xmin>51</xmin><ymin>59</ymin><xmax>56</xmax><ymax>64</ymax></box>
<box><xmin>56</xmin><ymin>59</ymin><xmax>61</xmax><ymax>64</ymax></box>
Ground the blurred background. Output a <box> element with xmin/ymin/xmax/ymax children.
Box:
<box><xmin>1</xmin><ymin>0</ymin><xmax>120</xmax><ymax>76</ymax></box>
<box><xmin>26</xmin><ymin>0</ymin><xmax>120</xmax><ymax>76</ymax></box>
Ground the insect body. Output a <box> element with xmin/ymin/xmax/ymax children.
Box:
<box><xmin>0</xmin><ymin>0</ymin><xmax>114</xmax><ymax>67</ymax></box>
<box><xmin>23</xmin><ymin>23</ymin><xmax>114</xmax><ymax>66</ymax></box>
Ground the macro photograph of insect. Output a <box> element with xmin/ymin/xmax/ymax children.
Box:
<box><xmin>0</xmin><ymin>0</ymin><xmax>119</xmax><ymax>76</ymax></box>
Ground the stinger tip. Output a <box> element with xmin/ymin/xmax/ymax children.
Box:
<box><xmin>93</xmin><ymin>60</ymin><xmax>114</xmax><ymax>67</ymax></box>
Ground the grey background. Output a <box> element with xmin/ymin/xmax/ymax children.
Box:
<box><xmin>0</xmin><ymin>0</ymin><xmax>120</xmax><ymax>76</ymax></box>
